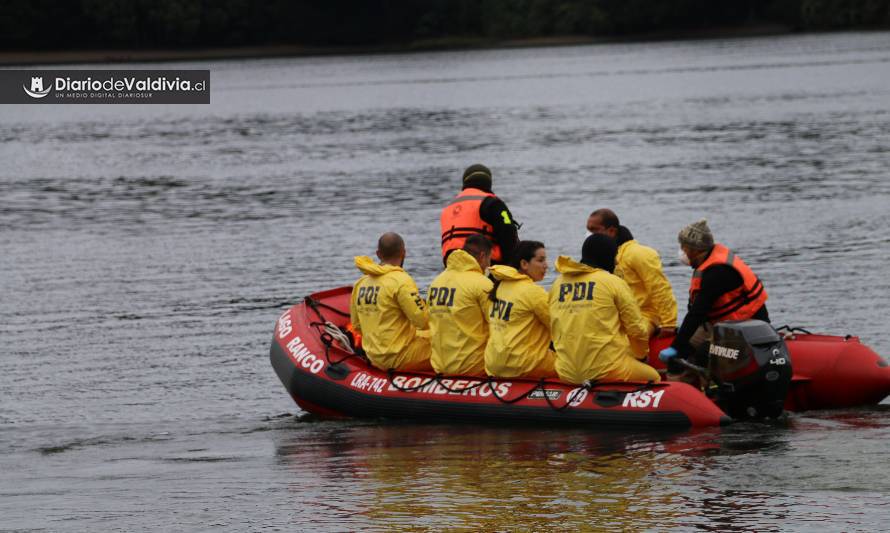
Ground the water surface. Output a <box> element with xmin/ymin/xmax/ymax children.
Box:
<box><xmin>2</xmin><ymin>31</ymin><xmax>890</xmax><ymax>530</ymax></box>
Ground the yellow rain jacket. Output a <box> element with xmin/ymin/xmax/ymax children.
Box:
<box><xmin>350</xmin><ymin>256</ymin><xmax>431</xmax><ymax>372</ymax></box>
<box><xmin>428</xmin><ymin>249</ymin><xmax>493</xmax><ymax>376</ymax></box>
<box><xmin>549</xmin><ymin>256</ymin><xmax>659</xmax><ymax>385</ymax></box>
<box><xmin>615</xmin><ymin>240</ymin><xmax>678</xmax><ymax>333</ymax></box>
<box><xmin>484</xmin><ymin>266</ymin><xmax>556</xmax><ymax>379</ymax></box>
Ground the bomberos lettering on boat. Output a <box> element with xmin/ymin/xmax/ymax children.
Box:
<box><xmin>387</xmin><ymin>375</ymin><xmax>512</xmax><ymax>397</ymax></box>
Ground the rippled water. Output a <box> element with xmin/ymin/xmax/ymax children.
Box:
<box><xmin>2</xmin><ymin>32</ymin><xmax>890</xmax><ymax>530</ymax></box>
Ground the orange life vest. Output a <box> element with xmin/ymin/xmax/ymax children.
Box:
<box><xmin>440</xmin><ymin>188</ymin><xmax>503</xmax><ymax>261</ymax></box>
<box><xmin>689</xmin><ymin>243</ymin><xmax>768</xmax><ymax>322</ymax></box>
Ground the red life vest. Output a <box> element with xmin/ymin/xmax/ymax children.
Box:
<box><xmin>689</xmin><ymin>243</ymin><xmax>768</xmax><ymax>322</ymax></box>
<box><xmin>440</xmin><ymin>188</ymin><xmax>502</xmax><ymax>262</ymax></box>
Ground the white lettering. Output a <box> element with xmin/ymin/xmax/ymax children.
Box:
<box><xmin>622</xmin><ymin>389</ymin><xmax>666</xmax><ymax>409</ymax></box>
<box><xmin>709</xmin><ymin>344</ymin><xmax>740</xmax><ymax>360</ymax></box>
<box><xmin>350</xmin><ymin>373</ymin><xmax>387</xmax><ymax>393</ymax></box>
<box><xmin>382</xmin><ymin>377</ymin><xmax>512</xmax><ymax>397</ymax></box>
<box><xmin>403</xmin><ymin>377</ymin><xmax>423</xmax><ymax>389</ymax></box>
<box><xmin>387</xmin><ymin>375</ymin><xmax>406</xmax><ymax>391</ymax></box>
<box><xmin>277</xmin><ymin>312</ymin><xmax>293</xmax><ymax>339</ymax></box>
<box><xmin>568</xmin><ymin>388</ymin><xmax>588</xmax><ymax>407</ymax></box>
<box><xmin>284</xmin><ymin>336</ymin><xmax>323</xmax><ymax>374</ymax></box>
<box><xmin>624</xmin><ymin>391</ymin><xmax>638</xmax><ymax>408</ymax></box>
<box><xmin>651</xmin><ymin>389</ymin><xmax>665</xmax><ymax>408</ymax></box>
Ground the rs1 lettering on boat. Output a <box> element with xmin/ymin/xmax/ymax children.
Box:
<box><xmin>387</xmin><ymin>376</ymin><xmax>512</xmax><ymax>397</ymax></box>
<box><xmin>285</xmin><ymin>336</ymin><xmax>324</xmax><ymax>374</ymax></box>
<box><xmin>622</xmin><ymin>389</ymin><xmax>665</xmax><ymax>408</ymax></box>
<box><xmin>277</xmin><ymin>311</ymin><xmax>293</xmax><ymax>339</ymax></box>
<box><xmin>350</xmin><ymin>372</ymin><xmax>387</xmax><ymax>393</ymax></box>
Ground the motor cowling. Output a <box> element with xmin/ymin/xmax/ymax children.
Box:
<box><xmin>708</xmin><ymin>320</ymin><xmax>792</xmax><ymax>419</ymax></box>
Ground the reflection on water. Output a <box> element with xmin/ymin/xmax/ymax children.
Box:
<box><xmin>270</xmin><ymin>414</ymin><xmax>889</xmax><ymax>531</ymax></box>
<box><xmin>1</xmin><ymin>31</ymin><xmax>890</xmax><ymax>530</ymax></box>
<box><xmin>275</xmin><ymin>424</ymin><xmax>693</xmax><ymax>530</ymax></box>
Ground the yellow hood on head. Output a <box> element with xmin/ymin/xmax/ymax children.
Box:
<box><xmin>446</xmin><ymin>249</ymin><xmax>483</xmax><ymax>273</ymax></box>
<box><xmin>489</xmin><ymin>265</ymin><xmax>530</xmax><ymax>282</ymax></box>
<box><xmin>354</xmin><ymin>255</ymin><xmax>403</xmax><ymax>276</ymax></box>
<box><xmin>555</xmin><ymin>255</ymin><xmax>599</xmax><ymax>275</ymax></box>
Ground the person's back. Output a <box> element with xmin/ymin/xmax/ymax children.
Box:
<box><xmin>440</xmin><ymin>164</ymin><xmax>519</xmax><ymax>265</ymax></box>
<box><xmin>587</xmin><ymin>209</ymin><xmax>677</xmax><ymax>336</ymax></box>
<box><xmin>350</xmin><ymin>233</ymin><xmax>431</xmax><ymax>372</ymax></box>
<box><xmin>484</xmin><ymin>241</ymin><xmax>556</xmax><ymax>379</ymax></box>
<box><xmin>428</xmin><ymin>237</ymin><xmax>494</xmax><ymax>376</ymax></box>
<box><xmin>616</xmin><ymin>239</ymin><xmax>677</xmax><ymax>333</ymax></box>
<box><xmin>549</xmin><ymin>235</ymin><xmax>660</xmax><ymax>385</ymax></box>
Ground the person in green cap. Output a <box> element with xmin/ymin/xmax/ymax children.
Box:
<box><xmin>439</xmin><ymin>163</ymin><xmax>519</xmax><ymax>266</ymax></box>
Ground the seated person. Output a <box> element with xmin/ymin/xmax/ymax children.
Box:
<box><xmin>428</xmin><ymin>235</ymin><xmax>494</xmax><ymax>376</ymax></box>
<box><xmin>659</xmin><ymin>219</ymin><xmax>770</xmax><ymax>380</ymax></box>
<box><xmin>484</xmin><ymin>240</ymin><xmax>557</xmax><ymax>379</ymax></box>
<box><xmin>440</xmin><ymin>164</ymin><xmax>519</xmax><ymax>266</ymax></box>
<box><xmin>549</xmin><ymin>234</ymin><xmax>661</xmax><ymax>385</ymax></box>
<box><xmin>350</xmin><ymin>232</ymin><xmax>432</xmax><ymax>372</ymax></box>
<box><xmin>587</xmin><ymin>208</ymin><xmax>677</xmax><ymax>337</ymax></box>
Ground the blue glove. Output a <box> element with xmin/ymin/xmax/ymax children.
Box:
<box><xmin>659</xmin><ymin>346</ymin><xmax>678</xmax><ymax>363</ymax></box>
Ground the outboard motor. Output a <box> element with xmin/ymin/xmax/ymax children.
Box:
<box><xmin>708</xmin><ymin>320</ymin><xmax>792</xmax><ymax>419</ymax></box>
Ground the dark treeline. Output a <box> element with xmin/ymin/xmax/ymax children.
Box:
<box><xmin>2</xmin><ymin>0</ymin><xmax>889</xmax><ymax>51</ymax></box>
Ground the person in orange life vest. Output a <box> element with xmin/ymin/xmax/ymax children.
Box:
<box><xmin>587</xmin><ymin>208</ymin><xmax>678</xmax><ymax>338</ymax></box>
<box><xmin>350</xmin><ymin>232</ymin><xmax>432</xmax><ymax>373</ymax></box>
<box><xmin>659</xmin><ymin>219</ymin><xmax>769</xmax><ymax>367</ymax></box>
<box><xmin>440</xmin><ymin>164</ymin><xmax>519</xmax><ymax>265</ymax></box>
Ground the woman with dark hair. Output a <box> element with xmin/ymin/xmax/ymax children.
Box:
<box><xmin>484</xmin><ymin>240</ymin><xmax>557</xmax><ymax>379</ymax></box>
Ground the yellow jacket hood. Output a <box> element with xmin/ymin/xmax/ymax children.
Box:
<box><xmin>484</xmin><ymin>266</ymin><xmax>554</xmax><ymax>379</ymax></box>
<box><xmin>489</xmin><ymin>265</ymin><xmax>530</xmax><ymax>282</ymax></box>
<box><xmin>555</xmin><ymin>255</ymin><xmax>599</xmax><ymax>275</ymax></box>
<box><xmin>446</xmin><ymin>249</ymin><xmax>484</xmax><ymax>273</ymax></box>
<box><xmin>428</xmin><ymin>252</ymin><xmax>493</xmax><ymax>376</ymax></box>
<box><xmin>355</xmin><ymin>255</ymin><xmax>403</xmax><ymax>276</ymax></box>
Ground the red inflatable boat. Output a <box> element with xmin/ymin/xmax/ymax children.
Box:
<box><xmin>270</xmin><ymin>286</ymin><xmax>890</xmax><ymax>429</ymax></box>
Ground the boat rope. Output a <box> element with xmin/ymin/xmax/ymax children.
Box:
<box><xmin>775</xmin><ymin>325</ymin><xmax>813</xmax><ymax>334</ymax></box>
<box><xmin>303</xmin><ymin>295</ymin><xmax>366</xmax><ymax>365</ymax></box>
<box><xmin>540</xmin><ymin>380</ymin><xmax>591</xmax><ymax>412</ymax></box>
<box><xmin>305</xmin><ymin>296</ymin><xmax>351</xmax><ymax>318</ymax></box>
<box><xmin>312</xmin><ymin>325</ymin><xmax>355</xmax><ymax>365</ymax></box>
<box><xmin>322</xmin><ymin>322</ymin><xmax>355</xmax><ymax>355</ymax></box>
<box><xmin>486</xmin><ymin>378</ymin><xmax>547</xmax><ymax>405</ymax></box>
